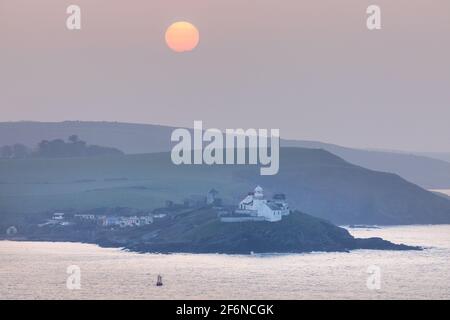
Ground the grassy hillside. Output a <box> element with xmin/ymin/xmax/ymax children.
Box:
<box><xmin>283</xmin><ymin>139</ymin><xmax>450</xmax><ymax>189</ymax></box>
<box><xmin>0</xmin><ymin>152</ymin><xmax>252</xmax><ymax>220</ymax></box>
<box><xmin>1</xmin><ymin>147</ymin><xmax>450</xmax><ymax>225</ymax></box>
<box><xmin>1</xmin><ymin>121</ymin><xmax>450</xmax><ymax>189</ymax></box>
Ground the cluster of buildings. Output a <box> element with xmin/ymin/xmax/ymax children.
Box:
<box><xmin>44</xmin><ymin>185</ymin><xmax>289</xmax><ymax>228</ymax></box>
<box><xmin>46</xmin><ymin>212</ymin><xmax>161</xmax><ymax>228</ymax></box>
<box><xmin>37</xmin><ymin>212</ymin><xmax>73</xmax><ymax>227</ymax></box>
<box><xmin>160</xmin><ymin>187</ymin><xmax>291</xmax><ymax>223</ymax></box>
<box><xmin>106</xmin><ymin>215</ymin><xmax>154</xmax><ymax>227</ymax></box>
<box><xmin>75</xmin><ymin>214</ymin><xmax>155</xmax><ymax>227</ymax></box>
<box><xmin>221</xmin><ymin>186</ymin><xmax>290</xmax><ymax>222</ymax></box>
<box><xmin>156</xmin><ymin>189</ymin><xmax>223</xmax><ymax>216</ymax></box>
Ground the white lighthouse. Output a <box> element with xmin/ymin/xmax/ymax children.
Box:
<box><xmin>236</xmin><ymin>186</ymin><xmax>290</xmax><ymax>222</ymax></box>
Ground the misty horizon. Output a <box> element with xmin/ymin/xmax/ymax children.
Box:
<box><xmin>2</xmin><ymin>119</ymin><xmax>450</xmax><ymax>154</ymax></box>
<box><xmin>1</xmin><ymin>0</ymin><xmax>449</xmax><ymax>152</ymax></box>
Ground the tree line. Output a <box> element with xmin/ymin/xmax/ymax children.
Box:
<box><xmin>0</xmin><ymin>135</ymin><xmax>124</xmax><ymax>159</ymax></box>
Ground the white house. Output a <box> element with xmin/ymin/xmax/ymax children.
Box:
<box><xmin>74</xmin><ymin>214</ymin><xmax>96</xmax><ymax>220</ymax></box>
<box><xmin>101</xmin><ymin>215</ymin><xmax>154</xmax><ymax>228</ymax></box>
<box><xmin>235</xmin><ymin>186</ymin><xmax>290</xmax><ymax>222</ymax></box>
<box><xmin>52</xmin><ymin>213</ymin><xmax>65</xmax><ymax>220</ymax></box>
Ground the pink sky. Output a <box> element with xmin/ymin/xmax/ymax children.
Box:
<box><xmin>1</xmin><ymin>0</ymin><xmax>449</xmax><ymax>151</ymax></box>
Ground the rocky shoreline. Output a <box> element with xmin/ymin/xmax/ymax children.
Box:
<box><xmin>1</xmin><ymin>210</ymin><xmax>421</xmax><ymax>254</ymax></box>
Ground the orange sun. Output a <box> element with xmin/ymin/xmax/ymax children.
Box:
<box><xmin>165</xmin><ymin>21</ymin><xmax>199</xmax><ymax>53</ymax></box>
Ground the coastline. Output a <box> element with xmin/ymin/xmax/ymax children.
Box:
<box><xmin>0</xmin><ymin>234</ymin><xmax>421</xmax><ymax>255</ymax></box>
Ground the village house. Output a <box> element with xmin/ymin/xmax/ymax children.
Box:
<box><xmin>52</xmin><ymin>212</ymin><xmax>65</xmax><ymax>220</ymax></box>
<box><xmin>74</xmin><ymin>214</ymin><xmax>96</xmax><ymax>220</ymax></box>
<box><xmin>100</xmin><ymin>215</ymin><xmax>154</xmax><ymax>228</ymax></box>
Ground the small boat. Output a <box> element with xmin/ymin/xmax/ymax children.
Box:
<box><xmin>156</xmin><ymin>275</ymin><xmax>163</xmax><ymax>287</ymax></box>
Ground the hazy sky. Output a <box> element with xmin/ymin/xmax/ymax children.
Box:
<box><xmin>1</xmin><ymin>0</ymin><xmax>449</xmax><ymax>152</ymax></box>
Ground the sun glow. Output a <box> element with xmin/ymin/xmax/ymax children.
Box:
<box><xmin>165</xmin><ymin>21</ymin><xmax>199</xmax><ymax>53</ymax></box>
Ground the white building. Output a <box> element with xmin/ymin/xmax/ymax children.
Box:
<box><xmin>101</xmin><ymin>215</ymin><xmax>153</xmax><ymax>228</ymax></box>
<box><xmin>235</xmin><ymin>186</ymin><xmax>290</xmax><ymax>222</ymax></box>
<box><xmin>52</xmin><ymin>213</ymin><xmax>65</xmax><ymax>220</ymax></box>
<box><xmin>74</xmin><ymin>214</ymin><xmax>96</xmax><ymax>220</ymax></box>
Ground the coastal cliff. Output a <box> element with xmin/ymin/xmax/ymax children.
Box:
<box><xmin>7</xmin><ymin>209</ymin><xmax>419</xmax><ymax>254</ymax></box>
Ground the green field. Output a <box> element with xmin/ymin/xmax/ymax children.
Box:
<box><xmin>1</xmin><ymin>148</ymin><xmax>450</xmax><ymax>225</ymax></box>
<box><xmin>0</xmin><ymin>152</ymin><xmax>253</xmax><ymax>216</ymax></box>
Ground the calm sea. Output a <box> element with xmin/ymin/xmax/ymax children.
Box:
<box><xmin>430</xmin><ymin>189</ymin><xmax>450</xmax><ymax>197</ymax></box>
<box><xmin>1</xmin><ymin>225</ymin><xmax>450</xmax><ymax>299</ymax></box>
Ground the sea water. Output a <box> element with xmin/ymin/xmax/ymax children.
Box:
<box><xmin>0</xmin><ymin>225</ymin><xmax>449</xmax><ymax>299</ymax></box>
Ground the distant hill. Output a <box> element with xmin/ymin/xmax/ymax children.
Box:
<box><xmin>1</xmin><ymin>148</ymin><xmax>450</xmax><ymax>225</ymax></box>
<box><xmin>1</xmin><ymin>121</ymin><xmax>449</xmax><ymax>189</ymax></box>
<box><xmin>432</xmin><ymin>190</ymin><xmax>450</xmax><ymax>200</ymax></box>
<box><xmin>282</xmin><ymin>140</ymin><xmax>450</xmax><ymax>190</ymax></box>
<box><xmin>414</xmin><ymin>152</ymin><xmax>450</xmax><ymax>163</ymax></box>
<box><xmin>0</xmin><ymin>121</ymin><xmax>173</xmax><ymax>154</ymax></box>
<box><xmin>0</xmin><ymin>135</ymin><xmax>124</xmax><ymax>159</ymax></box>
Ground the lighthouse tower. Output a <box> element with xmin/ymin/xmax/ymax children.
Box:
<box><xmin>234</xmin><ymin>185</ymin><xmax>289</xmax><ymax>222</ymax></box>
<box><xmin>254</xmin><ymin>186</ymin><xmax>264</xmax><ymax>199</ymax></box>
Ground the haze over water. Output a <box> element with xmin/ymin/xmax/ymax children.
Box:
<box><xmin>1</xmin><ymin>225</ymin><xmax>449</xmax><ymax>300</ymax></box>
